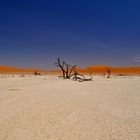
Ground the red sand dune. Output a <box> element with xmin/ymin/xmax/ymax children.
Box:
<box><xmin>48</xmin><ymin>66</ymin><xmax>140</xmax><ymax>75</ymax></box>
<box><xmin>78</xmin><ymin>66</ymin><xmax>140</xmax><ymax>75</ymax></box>
<box><xmin>79</xmin><ymin>66</ymin><xmax>140</xmax><ymax>75</ymax></box>
<box><xmin>0</xmin><ymin>65</ymin><xmax>140</xmax><ymax>75</ymax></box>
<box><xmin>0</xmin><ymin>65</ymin><xmax>47</xmax><ymax>74</ymax></box>
<box><xmin>0</xmin><ymin>66</ymin><xmax>18</xmax><ymax>73</ymax></box>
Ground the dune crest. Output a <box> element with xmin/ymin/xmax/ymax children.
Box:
<box><xmin>0</xmin><ymin>65</ymin><xmax>47</xmax><ymax>74</ymax></box>
<box><xmin>0</xmin><ymin>65</ymin><xmax>140</xmax><ymax>75</ymax></box>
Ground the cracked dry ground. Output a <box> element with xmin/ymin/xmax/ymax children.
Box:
<box><xmin>0</xmin><ymin>76</ymin><xmax>140</xmax><ymax>140</ymax></box>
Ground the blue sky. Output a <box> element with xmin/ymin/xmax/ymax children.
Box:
<box><xmin>0</xmin><ymin>0</ymin><xmax>140</xmax><ymax>69</ymax></box>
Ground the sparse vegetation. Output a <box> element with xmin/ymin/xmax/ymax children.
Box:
<box><xmin>54</xmin><ymin>58</ymin><xmax>92</xmax><ymax>82</ymax></box>
<box><xmin>54</xmin><ymin>58</ymin><xmax>77</xmax><ymax>79</ymax></box>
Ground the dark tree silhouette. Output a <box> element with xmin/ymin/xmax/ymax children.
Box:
<box><xmin>106</xmin><ymin>67</ymin><xmax>111</xmax><ymax>78</ymax></box>
<box><xmin>54</xmin><ymin>58</ymin><xmax>77</xmax><ymax>79</ymax></box>
<box><xmin>54</xmin><ymin>58</ymin><xmax>66</xmax><ymax>78</ymax></box>
<box><xmin>54</xmin><ymin>58</ymin><xmax>93</xmax><ymax>82</ymax></box>
<box><xmin>34</xmin><ymin>71</ymin><xmax>38</xmax><ymax>75</ymax></box>
<box><xmin>34</xmin><ymin>71</ymin><xmax>41</xmax><ymax>76</ymax></box>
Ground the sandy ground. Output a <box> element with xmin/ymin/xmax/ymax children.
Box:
<box><xmin>0</xmin><ymin>75</ymin><xmax>140</xmax><ymax>140</ymax></box>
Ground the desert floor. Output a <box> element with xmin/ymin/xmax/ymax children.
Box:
<box><xmin>0</xmin><ymin>75</ymin><xmax>140</xmax><ymax>140</ymax></box>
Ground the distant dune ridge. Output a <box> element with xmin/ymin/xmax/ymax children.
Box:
<box><xmin>0</xmin><ymin>65</ymin><xmax>140</xmax><ymax>75</ymax></box>
<box><xmin>80</xmin><ymin>66</ymin><xmax>140</xmax><ymax>75</ymax></box>
<box><xmin>0</xmin><ymin>65</ymin><xmax>47</xmax><ymax>74</ymax></box>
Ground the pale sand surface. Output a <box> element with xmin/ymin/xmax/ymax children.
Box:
<box><xmin>0</xmin><ymin>75</ymin><xmax>140</xmax><ymax>140</ymax></box>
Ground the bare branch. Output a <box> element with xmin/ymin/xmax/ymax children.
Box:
<box><xmin>54</xmin><ymin>58</ymin><xmax>93</xmax><ymax>81</ymax></box>
<box><xmin>106</xmin><ymin>67</ymin><xmax>111</xmax><ymax>78</ymax></box>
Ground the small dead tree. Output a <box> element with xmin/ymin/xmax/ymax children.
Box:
<box><xmin>54</xmin><ymin>58</ymin><xmax>93</xmax><ymax>81</ymax></box>
<box><xmin>71</xmin><ymin>71</ymin><xmax>93</xmax><ymax>82</ymax></box>
<box><xmin>54</xmin><ymin>58</ymin><xmax>77</xmax><ymax>79</ymax></box>
<box><xmin>68</xmin><ymin>65</ymin><xmax>77</xmax><ymax>78</ymax></box>
<box><xmin>63</xmin><ymin>62</ymin><xmax>77</xmax><ymax>79</ymax></box>
<box><xmin>34</xmin><ymin>71</ymin><xmax>38</xmax><ymax>75</ymax></box>
<box><xmin>106</xmin><ymin>67</ymin><xmax>111</xmax><ymax>78</ymax></box>
<box><xmin>34</xmin><ymin>71</ymin><xmax>41</xmax><ymax>76</ymax></box>
<box><xmin>54</xmin><ymin>58</ymin><xmax>66</xmax><ymax>78</ymax></box>
<box><xmin>71</xmin><ymin>70</ymin><xmax>85</xmax><ymax>81</ymax></box>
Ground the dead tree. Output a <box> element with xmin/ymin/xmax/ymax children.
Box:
<box><xmin>63</xmin><ymin>62</ymin><xmax>77</xmax><ymax>79</ymax></box>
<box><xmin>54</xmin><ymin>58</ymin><xmax>66</xmax><ymax>78</ymax></box>
<box><xmin>54</xmin><ymin>58</ymin><xmax>93</xmax><ymax>81</ymax></box>
<box><xmin>54</xmin><ymin>58</ymin><xmax>77</xmax><ymax>79</ymax></box>
<box><xmin>34</xmin><ymin>71</ymin><xmax>41</xmax><ymax>76</ymax></box>
<box><xmin>72</xmin><ymin>72</ymin><xmax>93</xmax><ymax>82</ymax></box>
<box><xmin>34</xmin><ymin>71</ymin><xmax>38</xmax><ymax>75</ymax></box>
<box><xmin>70</xmin><ymin>69</ymin><xmax>93</xmax><ymax>82</ymax></box>
<box><xmin>71</xmin><ymin>71</ymin><xmax>85</xmax><ymax>81</ymax></box>
<box><xmin>69</xmin><ymin>65</ymin><xmax>77</xmax><ymax>78</ymax></box>
<box><xmin>106</xmin><ymin>67</ymin><xmax>111</xmax><ymax>78</ymax></box>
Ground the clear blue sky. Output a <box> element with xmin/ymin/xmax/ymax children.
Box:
<box><xmin>0</xmin><ymin>0</ymin><xmax>140</xmax><ymax>69</ymax></box>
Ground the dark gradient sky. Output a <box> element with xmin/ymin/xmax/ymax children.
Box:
<box><xmin>0</xmin><ymin>0</ymin><xmax>140</xmax><ymax>69</ymax></box>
